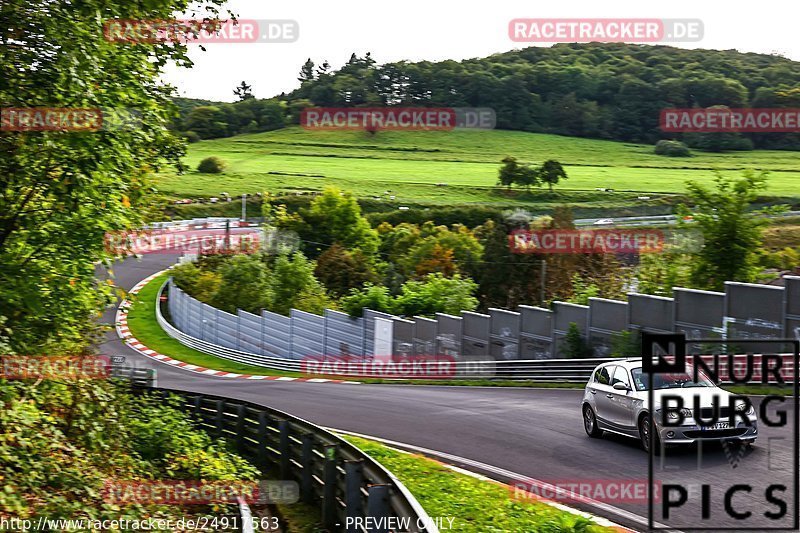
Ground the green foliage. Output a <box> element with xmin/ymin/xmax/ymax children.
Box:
<box><xmin>211</xmin><ymin>254</ymin><xmax>271</xmax><ymax>314</ymax></box>
<box><xmin>398</xmin><ymin>223</ymin><xmax>483</xmax><ymax>280</ymax></box>
<box><xmin>567</xmin><ymin>275</ymin><xmax>600</xmax><ymax>305</ymax></box>
<box><xmin>681</xmin><ymin>171</ymin><xmax>782</xmax><ymax>290</ymax></box>
<box><xmin>314</xmin><ymin>244</ymin><xmax>378</xmax><ymax>297</ymax></box>
<box><xmin>394</xmin><ymin>273</ymin><xmax>478</xmax><ymax>317</ymax></box>
<box><xmin>0</xmin><ymin>0</ymin><xmax>206</xmax><ymax>353</ymax></box>
<box><xmin>197</xmin><ymin>156</ymin><xmax>227</xmax><ymax>174</ymax></box>
<box><xmin>287</xmin><ymin>187</ymin><xmax>380</xmax><ymax>258</ymax></box>
<box><xmin>654</xmin><ymin>140</ymin><xmax>691</xmax><ymax>157</ymax></box>
<box><xmin>610</xmin><ymin>330</ymin><xmax>641</xmax><ymax>358</ymax></box>
<box><xmin>760</xmin><ymin>246</ymin><xmax>800</xmax><ymax>270</ymax></box>
<box><xmin>285</xmin><ymin>44</ymin><xmax>800</xmax><ymax>148</ymax></box>
<box><xmin>635</xmin><ymin>250</ymin><xmax>693</xmax><ymax>296</ymax></box>
<box><xmin>538</xmin><ymin>160</ymin><xmax>568</xmax><ymax>191</ymax></box>
<box><xmin>0</xmin><ymin>379</ymin><xmax>257</xmax><ymax>521</ymax></box>
<box><xmin>340</xmin><ymin>284</ymin><xmax>395</xmax><ymax>316</ymax></box>
<box><xmin>269</xmin><ymin>252</ymin><xmax>333</xmax><ymax>314</ymax></box>
<box><xmin>183</xmin><ymin>130</ymin><xmax>201</xmax><ymax>143</ymax></box>
<box><xmin>562</xmin><ymin>322</ymin><xmax>591</xmax><ymax>358</ymax></box>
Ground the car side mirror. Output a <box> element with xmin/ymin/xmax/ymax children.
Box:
<box><xmin>613</xmin><ymin>382</ymin><xmax>630</xmax><ymax>391</ymax></box>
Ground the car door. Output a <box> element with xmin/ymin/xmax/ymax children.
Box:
<box><xmin>589</xmin><ymin>365</ymin><xmax>615</xmax><ymax>426</ymax></box>
<box><xmin>607</xmin><ymin>366</ymin><xmax>637</xmax><ymax>430</ymax></box>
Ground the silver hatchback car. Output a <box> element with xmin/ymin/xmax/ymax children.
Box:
<box><xmin>581</xmin><ymin>359</ymin><xmax>758</xmax><ymax>454</ymax></box>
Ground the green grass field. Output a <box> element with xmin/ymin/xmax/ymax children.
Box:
<box><xmin>155</xmin><ymin>127</ymin><xmax>800</xmax><ymax>206</ymax></box>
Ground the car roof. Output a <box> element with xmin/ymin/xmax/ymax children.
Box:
<box><xmin>596</xmin><ymin>358</ymin><xmax>642</xmax><ymax>369</ymax></box>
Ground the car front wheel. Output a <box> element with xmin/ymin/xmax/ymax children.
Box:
<box><xmin>583</xmin><ymin>405</ymin><xmax>603</xmax><ymax>438</ymax></box>
<box><xmin>639</xmin><ymin>415</ymin><xmax>662</xmax><ymax>455</ymax></box>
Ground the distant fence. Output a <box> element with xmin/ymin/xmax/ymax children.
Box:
<box><xmin>164</xmin><ymin>275</ymin><xmax>800</xmax><ymax>362</ymax></box>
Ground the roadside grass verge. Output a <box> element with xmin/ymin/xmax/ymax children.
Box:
<box><xmin>341</xmin><ymin>435</ymin><xmax>615</xmax><ymax>533</ymax></box>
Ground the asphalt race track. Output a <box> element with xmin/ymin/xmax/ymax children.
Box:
<box><xmin>97</xmin><ymin>251</ymin><xmax>799</xmax><ymax>533</ymax></box>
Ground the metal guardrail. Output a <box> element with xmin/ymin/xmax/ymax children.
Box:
<box><xmin>109</xmin><ymin>364</ymin><xmax>157</xmax><ymax>387</ymax></box>
<box><xmin>155</xmin><ymin>279</ymin><xmax>799</xmax><ymax>383</ymax></box>
<box><xmin>145</xmin><ymin>387</ymin><xmax>438</xmax><ymax>533</ymax></box>
<box><xmin>156</xmin><ymin>277</ymin><xmax>610</xmax><ymax>381</ymax></box>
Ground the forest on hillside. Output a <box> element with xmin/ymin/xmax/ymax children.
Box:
<box><xmin>175</xmin><ymin>43</ymin><xmax>800</xmax><ymax>150</ymax></box>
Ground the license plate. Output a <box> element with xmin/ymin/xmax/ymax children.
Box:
<box><xmin>701</xmin><ymin>422</ymin><xmax>729</xmax><ymax>431</ymax></box>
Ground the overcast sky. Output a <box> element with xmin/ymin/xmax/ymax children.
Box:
<box><xmin>162</xmin><ymin>0</ymin><xmax>799</xmax><ymax>102</ymax></box>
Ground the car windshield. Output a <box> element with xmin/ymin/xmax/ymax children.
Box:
<box><xmin>630</xmin><ymin>367</ymin><xmax>716</xmax><ymax>391</ymax></box>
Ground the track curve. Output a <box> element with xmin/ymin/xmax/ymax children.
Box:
<box><xmin>97</xmin><ymin>252</ymin><xmax>798</xmax><ymax>533</ymax></box>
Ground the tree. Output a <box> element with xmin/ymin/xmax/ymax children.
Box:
<box><xmin>562</xmin><ymin>322</ymin><xmax>591</xmax><ymax>358</ymax></box>
<box><xmin>394</xmin><ymin>273</ymin><xmax>478</xmax><ymax>317</ymax></box>
<box><xmin>497</xmin><ymin>156</ymin><xmax>521</xmax><ymax>189</ymax></box>
<box><xmin>211</xmin><ymin>255</ymin><xmax>271</xmax><ymax>314</ymax></box>
<box><xmin>291</xmin><ymin>187</ymin><xmax>380</xmax><ymax>257</ymax></box>
<box><xmin>233</xmin><ymin>80</ymin><xmax>254</xmax><ymax>101</ymax></box>
<box><xmin>340</xmin><ymin>284</ymin><xmax>395</xmax><ymax>317</ymax></box>
<box><xmin>314</xmin><ymin>244</ymin><xmax>378</xmax><ymax>297</ymax></box>
<box><xmin>654</xmin><ymin>140</ymin><xmax>691</xmax><ymax>157</ymax></box>
<box><xmin>0</xmin><ymin>0</ymin><xmax>198</xmax><ymax>353</ymax></box>
<box><xmin>197</xmin><ymin>156</ymin><xmax>226</xmax><ymax>173</ymax></box>
<box><xmin>682</xmin><ymin>171</ymin><xmax>781</xmax><ymax>290</ymax></box>
<box><xmin>516</xmin><ymin>165</ymin><xmax>540</xmax><ymax>191</ymax></box>
<box><xmin>267</xmin><ymin>252</ymin><xmax>332</xmax><ymax>314</ymax></box>
<box><xmin>538</xmin><ymin>160</ymin><xmax>568</xmax><ymax>191</ymax></box>
<box><xmin>400</xmin><ymin>224</ymin><xmax>483</xmax><ymax>279</ymax></box>
<box><xmin>184</xmin><ymin>105</ymin><xmax>229</xmax><ymax>138</ymax></box>
<box><xmin>298</xmin><ymin>58</ymin><xmax>316</xmax><ymax>83</ymax></box>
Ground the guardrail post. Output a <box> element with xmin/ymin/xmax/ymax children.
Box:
<box><xmin>322</xmin><ymin>444</ymin><xmax>339</xmax><ymax>530</ymax></box>
<box><xmin>215</xmin><ymin>400</ymin><xmax>225</xmax><ymax>436</ymax></box>
<box><xmin>235</xmin><ymin>403</ymin><xmax>247</xmax><ymax>453</ymax></box>
<box><xmin>344</xmin><ymin>460</ymin><xmax>364</xmax><ymax>533</ymax></box>
<box><xmin>366</xmin><ymin>485</ymin><xmax>390</xmax><ymax>533</ymax></box>
<box><xmin>300</xmin><ymin>433</ymin><xmax>314</xmax><ymax>504</ymax></box>
<box><xmin>257</xmin><ymin>411</ymin><xmax>270</xmax><ymax>472</ymax></box>
<box><xmin>192</xmin><ymin>395</ymin><xmax>202</xmax><ymax>420</ymax></box>
<box><xmin>278</xmin><ymin>420</ymin><xmax>291</xmax><ymax>479</ymax></box>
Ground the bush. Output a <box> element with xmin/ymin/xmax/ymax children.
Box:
<box><xmin>183</xmin><ymin>130</ymin><xmax>201</xmax><ymax>143</ymax></box>
<box><xmin>654</xmin><ymin>140</ymin><xmax>691</xmax><ymax>157</ymax></box>
<box><xmin>197</xmin><ymin>156</ymin><xmax>227</xmax><ymax>174</ymax></box>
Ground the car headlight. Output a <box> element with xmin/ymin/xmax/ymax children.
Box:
<box><xmin>735</xmin><ymin>401</ymin><xmax>755</xmax><ymax>415</ymax></box>
<box><xmin>664</xmin><ymin>408</ymin><xmax>693</xmax><ymax>420</ymax></box>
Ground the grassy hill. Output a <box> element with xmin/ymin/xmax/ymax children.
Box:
<box><xmin>155</xmin><ymin>127</ymin><xmax>800</xmax><ymax>208</ymax></box>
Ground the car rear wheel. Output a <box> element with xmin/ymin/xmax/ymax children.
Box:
<box><xmin>583</xmin><ymin>405</ymin><xmax>603</xmax><ymax>438</ymax></box>
<box><xmin>639</xmin><ymin>415</ymin><xmax>662</xmax><ymax>455</ymax></box>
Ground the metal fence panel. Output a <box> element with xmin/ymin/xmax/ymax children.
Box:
<box><xmin>552</xmin><ymin>302</ymin><xmax>589</xmax><ymax>358</ymax></box>
<box><xmin>392</xmin><ymin>318</ymin><xmax>415</xmax><ymax>358</ymax></box>
<box><xmin>489</xmin><ymin>308</ymin><xmax>520</xmax><ymax>360</ymax></box>
<box><xmin>461</xmin><ymin>311</ymin><xmax>490</xmax><ymax>357</ymax></box>
<box><xmin>262</xmin><ymin>310</ymin><xmax>291</xmax><ymax>358</ymax></box>
<box><xmin>291</xmin><ymin>309</ymin><xmax>325</xmax><ymax>359</ymax></box>
<box><xmin>519</xmin><ymin>305</ymin><xmax>553</xmax><ymax>359</ymax></box>
<box><xmin>627</xmin><ymin>293</ymin><xmax>674</xmax><ymax>333</ymax></box>
<box><xmin>673</xmin><ymin>288</ymin><xmax>725</xmax><ymax>353</ymax></box>
<box><xmin>216</xmin><ymin>309</ymin><xmax>239</xmax><ymax>350</ymax></box>
<box><xmin>238</xmin><ymin>310</ymin><xmax>264</xmax><ymax>355</ymax></box>
<box><xmin>786</xmin><ymin>276</ymin><xmax>800</xmax><ymax>341</ymax></box>
<box><xmin>724</xmin><ymin>282</ymin><xmax>785</xmax><ymax>352</ymax></box>
<box><xmin>364</xmin><ymin>309</ymin><xmax>396</xmax><ymax>357</ymax></box>
<box><xmin>201</xmin><ymin>303</ymin><xmax>219</xmax><ymax>344</ymax></box>
<box><xmin>412</xmin><ymin>317</ymin><xmax>437</xmax><ymax>356</ymax></box>
<box><xmin>588</xmin><ymin>298</ymin><xmax>628</xmax><ymax>358</ymax></box>
<box><xmin>435</xmin><ymin>313</ymin><xmax>462</xmax><ymax>359</ymax></box>
<box><xmin>324</xmin><ymin>310</ymin><xmax>365</xmax><ymax>357</ymax></box>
